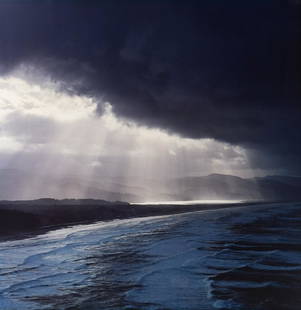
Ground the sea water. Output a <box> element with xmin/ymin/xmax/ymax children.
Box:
<box><xmin>0</xmin><ymin>202</ymin><xmax>301</xmax><ymax>310</ymax></box>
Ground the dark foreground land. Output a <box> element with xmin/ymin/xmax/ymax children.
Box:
<box><xmin>0</xmin><ymin>198</ymin><xmax>274</xmax><ymax>241</ymax></box>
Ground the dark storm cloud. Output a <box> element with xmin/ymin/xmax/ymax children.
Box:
<box><xmin>0</xmin><ymin>0</ymin><xmax>300</xmax><ymax>172</ymax></box>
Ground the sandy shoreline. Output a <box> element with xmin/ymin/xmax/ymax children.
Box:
<box><xmin>0</xmin><ymin>199</ymin><xmax>276</xmax><ymax>241</ymax></box>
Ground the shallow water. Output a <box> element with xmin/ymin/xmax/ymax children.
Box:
<box><xmin>1</xmin><ymin>202</ymin><xmax>301</xmax><ymax>310</ymax></box>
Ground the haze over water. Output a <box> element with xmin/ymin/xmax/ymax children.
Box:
<box><xmin>134</xmin><ymin>199</ymin><xmax>243</xmax><ymax>205</ymax></box>
<box><xmin>1</xmin><ymin>202</ymin><xmax>301</xmax><ymax>310</ymax></box>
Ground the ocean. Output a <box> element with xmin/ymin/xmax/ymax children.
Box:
<box><xmin>1</xmin><ymin>202</ymin><xmax>301</xmax><ymax>310</ymax></box>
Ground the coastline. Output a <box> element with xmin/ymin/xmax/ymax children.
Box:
<box><xmin>0</xmin><ymin>199</ymin><xmax>284</xmax><ymax>242</ymax></box>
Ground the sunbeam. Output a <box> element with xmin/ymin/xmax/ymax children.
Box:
<box><xmin>0</xmin><ymin>66</ymin><xmax>263</xmax><ymax>202</ymax></box>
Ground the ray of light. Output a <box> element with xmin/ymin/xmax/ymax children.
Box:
<box><xmin>0</xmin><ymin>65</ymin><xmax>261</xmax><ymax>202</ymax></box>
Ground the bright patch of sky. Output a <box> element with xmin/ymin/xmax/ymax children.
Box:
<box><xmin>0</xmin><ymin>65</ymin><xmax>266</xmax><ymax>200</ymax></box>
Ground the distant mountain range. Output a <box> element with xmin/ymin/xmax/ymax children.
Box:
<box><xmin>0</xmin><ymin>169</ymin><xmax>140</xmax><ymax>202</ymax></box>
<box><xmin>170</xmin><ymin>174</ymin><xmax>301</xmax><ymax>201</ymax></box>
<box><xmin>0</xmin><ymin>169</ymin><xmax>301</xmax><ymax>202</ymax></box>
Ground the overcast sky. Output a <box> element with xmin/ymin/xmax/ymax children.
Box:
<box><xmin>0</xmin><ymin>0</ymin><xmax>300</xmax><ymax>192</ymax></box>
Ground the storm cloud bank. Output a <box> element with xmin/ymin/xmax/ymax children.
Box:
<box><xmin>0</xmin><ymin>0</ymin><xmax>300</xmax><ymax>173</ymax></box>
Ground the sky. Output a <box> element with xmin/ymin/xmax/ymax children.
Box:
<box><xmin>0</xmin><ymin>0</ymin><xmax>300</xmax><ymax>199</ymax></box>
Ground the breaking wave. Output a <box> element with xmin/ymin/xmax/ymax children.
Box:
<box><xmin>1</xmin><ymin>202</ymin><xmax>301</xmax><ymax>309</ymax></box>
